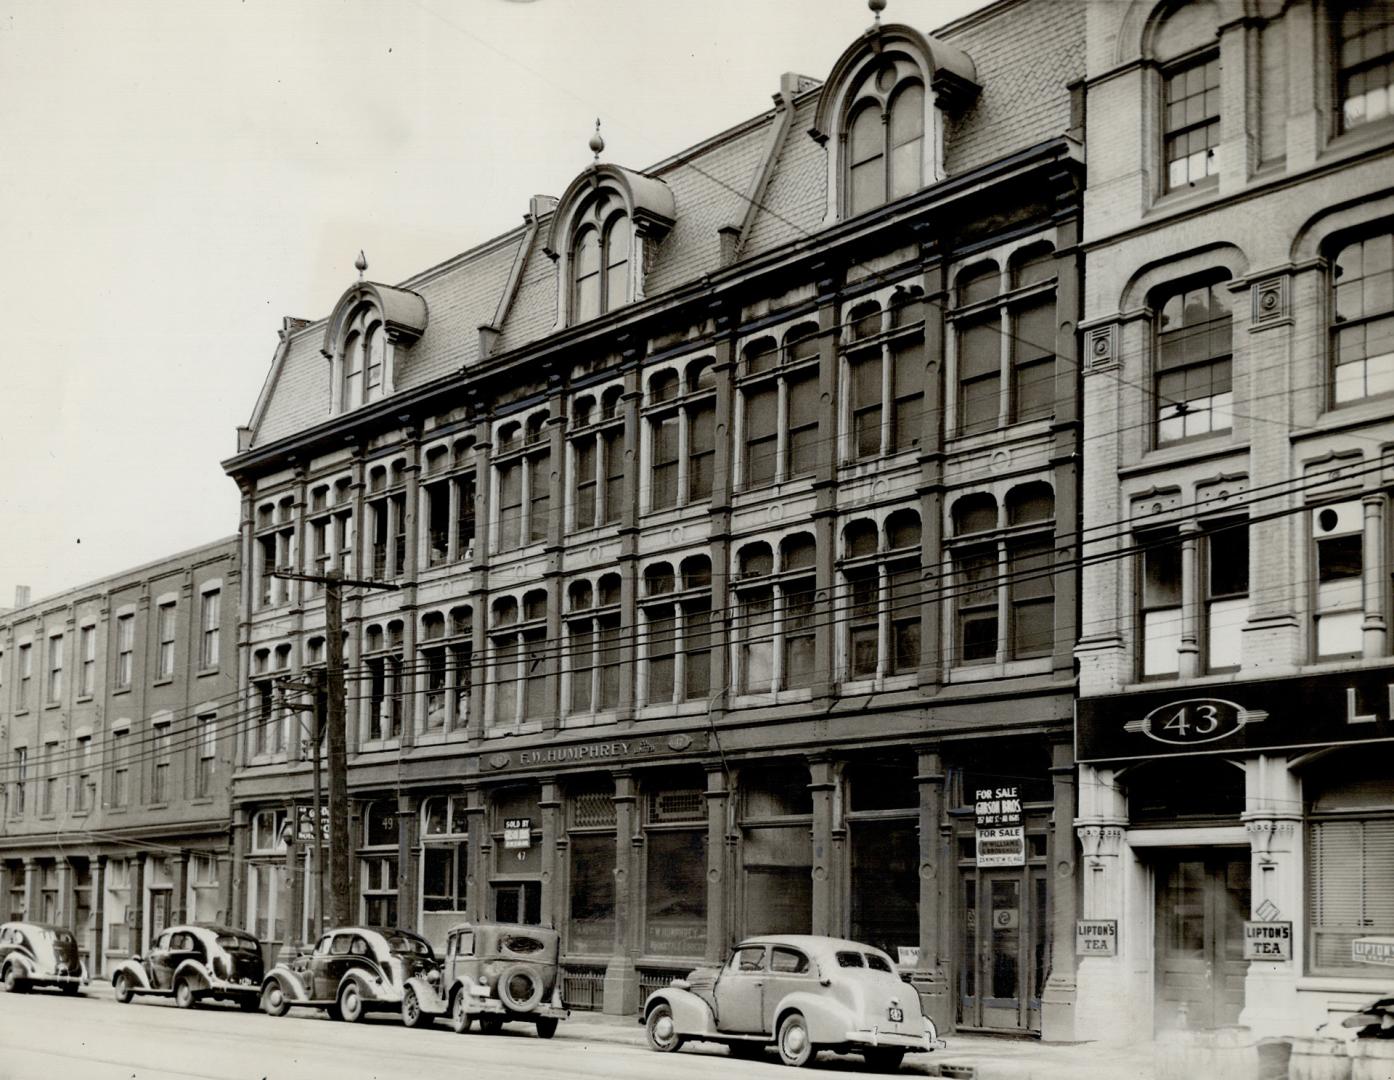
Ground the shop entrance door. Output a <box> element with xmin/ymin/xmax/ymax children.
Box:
<box><xmin>1154</xmin><ymin>853</ymin><xmax>1250</xmax><ymax>1030</ymax></box>
<box><xmin>959</xmin><ymin>870</ymin><xmax>1048</xmax><ymax>1031</ymax></box>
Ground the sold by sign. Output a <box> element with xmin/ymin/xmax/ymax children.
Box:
<box><xmin>1242</xmin><ymin>921</ymin><xmax>1292</xmax><ymax>961</ymax></box>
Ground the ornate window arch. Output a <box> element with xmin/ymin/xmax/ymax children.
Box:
<box><xmin>321</xmin><ymin>281</ymin><xmax>426</xmax><ymax>416</ymax></box>
<box><xmin>809</xmin><ymin>24</ymin><xmax>978</xmax><ymax>224</ymax></box>
<box><xmin>546</xmin><ymin>163</ymin><xmax>675</xmax><ymax>329</ymax></box>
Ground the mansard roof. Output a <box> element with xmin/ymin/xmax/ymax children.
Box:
<box><xmin>235</xmin><ymin>3</ymin><xmax>1085</xmax><ymax>458</ymax></box>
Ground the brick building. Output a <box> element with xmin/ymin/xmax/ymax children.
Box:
<box><xmin>222</xmin><ymin>1</ymin><xmax>1088</xmax><ymax>1037</ymax></box>
<box><xmin>0</xmin><ymin>538</ymin><xmax>240</xmax><ymax>976</ymax></box>
<box><xmin>1074</xmin><ymin>0</ymin><xmax>1394</xmax><ymax>1043</ymax></box>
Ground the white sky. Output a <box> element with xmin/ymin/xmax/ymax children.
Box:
<box><xmin>0</xmin><ymin>0</ymin><xmax>989</xmax><ymax>606</ymax></box>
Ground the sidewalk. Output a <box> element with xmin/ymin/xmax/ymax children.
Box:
<box><xmin>558</xmin><ymin>1010</ymin><xmax>1157</xmax><ymax>1080</ymax></box>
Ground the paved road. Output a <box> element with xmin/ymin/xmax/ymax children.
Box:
<box><xmin>0</xmin><ymin>987</ymin><xmax>928</xmax><ymax>1079</ymax></box>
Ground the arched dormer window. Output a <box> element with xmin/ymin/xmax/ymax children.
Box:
<box><xmin>546</xmin><ymin>163</ymin><xmax>675</xmax><ymax>330</ymax></box>
<box><xmin>322</xmin><ymin>280</ymin><xmax>426</xmax><ymax>416</ymax></box>
<box><xmin>847</xmin><ymin>67</ymin><xmax>925</xmax><ymax>216</ymax></box>
<box><xmin>810</xmin><ymin>24</ymin><xmax>978</xmax><ymax>225</ymax></box>
<box><xmin>572</xmin><ymin>208</ymin><xmax>630</xmax><ymax>322</ymax></box>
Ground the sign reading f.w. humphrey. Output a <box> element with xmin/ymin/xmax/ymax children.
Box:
<box><xmin>1076</xmin><ymin>666</ymin><xmax>1394</xmax><ymax>763</ymax></box>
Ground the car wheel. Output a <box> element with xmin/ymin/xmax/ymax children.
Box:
<box><xmin>261</xmin><ymin>983</ymin><xmax>290</xmax><ymax>1017</ymax></box>
<box><xmin>112</xmin><ymin>973</ymin><xmax>133</xmax><ymax>1004</ymax></box>
<box><xmin>338</xmin><ymin>982</ymin><xmax>364</xmax><ymax>1023</ymax></box>
<box><xmin>535</xmin><ymin>1016</ymin><xmax>559</xmax><ymax>1040</ymax></box>
<box><xmin>450</xmin><ymin>991</ymin><xmax>473</xmax><ymax>1034</ymax></box>
<box><xmin>479</xmin><ymin>1015</ymin><xmax>504</xmax><ymax>1036</ymax></box>
<box><xmin>401</xmin><ymin>985</ymin><xmax>429</xmax><ymax>1029</ymax></box>
<box><xmin>644</xmin><ymin>1003</ymin><xmax>682</xmax><ymax>1054</ymax></box>
<box><xmin>174</xmin><ymin>979</ymin><xmax>196</xmax><ymax>1010</ymax></box>
<box><xmin>3</xmin><ymin>966</ymin><xmax>27</xmax><ymax>994</ymax></box>
<box><xmin>777</xmin><ymin>1012</ymin><xmax>815</xmax><ymax>1068</ymax></box>
<box><xmin>863</xmin><ymin>1048</ymin><xmax>906</xmax><ymax>1073</ymax></box>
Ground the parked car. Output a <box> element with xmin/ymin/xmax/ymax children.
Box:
<box><xmin>397</xmin><ymin>922</ymin><xmax>569</xmax><ymax>1037</ymax></box>
<box><xmin>640</xmin><ymin>935</ymin><xmax>945</xmax><ymax>1069</ymax></box>
<box><xmin>260</xmin><ymin>926</ymin><xmax>440</xmax><ymax>1023</ymax></box>
<box><xmin>0</xmin><ymin>922</ymin><xmax>88</xmax><ymax>995</ymax></box>
<box><xmin>109</xmin><ymin>925</ymin><xmax>264</xmax><ymax>1009</ymax></box>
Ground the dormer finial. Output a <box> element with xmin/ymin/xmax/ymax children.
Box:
<box><xmin>869</xmin><ymin>0</ymin><xmax>886</xmax><ymax>24</ymax></box>
<box><xmin>354</xmin><ymin>250</ymin><xmax>368</xmax><ymax>280</ymax></box>
<box><xmin>589</xmin><ymin>118</ymin><xmax>605</xmax><ymax>163</ymax></box>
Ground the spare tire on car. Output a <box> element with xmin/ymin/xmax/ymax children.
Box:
<box><xmin>497</xmin><ymin>963</ymin><xmax>545</xmax><ymax>1011</ymax></box>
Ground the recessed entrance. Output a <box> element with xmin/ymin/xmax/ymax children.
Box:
<box><xmin>959</xmin><ymin>868</ymin><xmax>1048</xmax><ymax>1032</ymax></box>
<box><xmin>1154</xmin><ymin>852</ymin><xmax>1250</xmax><ymax>1031</ymax></box>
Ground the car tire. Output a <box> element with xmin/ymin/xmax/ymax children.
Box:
<box><xmin>261</xmin><ymin>983</ymin><xmax>290</xmax><ymax>1017</ymax></box>
<box><xmin>479</xmin><ymin>1015</ymin><xmax>504</xmax><ymax>1036</ymax></box>
<box><xmin>338</xmin><ymin>981</ymin><xmax>364</xmax><ymax>1023</ymax></box>
<box><xmin>496</xmin><ymin>963</ymin><xmax>545</xmax><ymax>1012</ymax></box>
<box><xmin>645</xmin><ymin>1002</ymin><xmax>683</xmax><ymax>1054</ymax></box>
<box><xmin>401</xmin><ymin>985</ymin><xmax>430</xmax><ymax>1029</ymax></box>
<box><xmin>112</xmin><ymin>973</ymin><xmax>133</xmax><ymax>1004</ymax></box>
<box><xmin>3</xmin><ymin>966</ymin><xmax>28</xmax><ymax>994</ymax></box>
<box><xmin>863</xmin><ymin>1048</ymin><xmax>906</xmax><ymax>1073</ymax></box>
<box><xmin>450</xmin><ymin>991</ymin><xmax>474</xmax><ymax>1034</ymax></box>
<box><xmin>535</xmin><ymin>1016</ymin><xmax>559</xmax><ymax>1039</ymax></box>
<box><xmin>777</xmin><ymin>1012</ymin><xmax>815</xmax><ymax>1068</ymax></box>
<box><xmin>174</xmin><ymin>979</ymin><xmax>196</xmax><ymax>1010</ymax></box>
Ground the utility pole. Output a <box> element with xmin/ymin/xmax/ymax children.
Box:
<box><xmin>271</xmin><ymin>569</ymin><xmax>397</xmax><ymax>929</ymax></box>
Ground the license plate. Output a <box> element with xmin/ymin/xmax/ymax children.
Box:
<box><xmin>888</xmin><ymin>1007</ymin><xmax>904</xmax><ymax>1023</ymax></box>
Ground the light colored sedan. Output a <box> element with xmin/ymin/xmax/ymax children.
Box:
<box><xmin>641</xmin><ymin>934</ymin><xmax>944</xmax><ymax>1069</ymax></box>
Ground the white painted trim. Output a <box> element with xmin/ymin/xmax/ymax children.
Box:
<box><xmin>199</xmin><ymin>578</ymin><xmax>223</xmax><ymax>594</ymax></box>
<box><xmin>1124</xmin><ymin>825</ymin><xmax>1249</xmax><ymax>847</ymax></box>
<box><xmin>154</xmin><ymin>591</ymin><xmax>179</xmax><ymax>608</ymax></box>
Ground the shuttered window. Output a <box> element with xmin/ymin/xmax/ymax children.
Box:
<box><xmin>1309</xmin><ymin>818</ymin><xmax>1394</xmax><ymax>974</ymax></box>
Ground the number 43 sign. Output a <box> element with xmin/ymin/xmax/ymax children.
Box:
<box><xmin>1124</xmin><ymin>698</ymin><xmax>1268</xmax><ymax>747</ymax></box>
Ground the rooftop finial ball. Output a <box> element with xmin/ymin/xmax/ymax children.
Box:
<box><xmin>589</xmin><ymin>119</ymin><xmax>605</xmax><ymax>156</ymax></box>
<box><xmin>354</xmin><ymin>250</ymin><xmax>368</xmax><ymax>273</ymax></box>
<box><xmin>869</xmin><ymin>0</ymin><xmax>887</xmax><ymax>13</ymax></box>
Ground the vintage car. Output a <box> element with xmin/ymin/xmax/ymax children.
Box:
<box><xmin>641</xmin><ymin>935</ymin><xmax>944</xmax><ymax>1069</ymax></box>
<box><xmin>260</xmin><ymin>926</ymin><xmax>440</xmax><ymax>1023</ymax></box>
<box><xmin>110</xmin><ymin>924</ymin><xmax>264</xmax><ymax>1009</ymax></box>
<box><xmin>0</xmin><ymin>922</ymin><xmax>88</xmax><ymax>994</ymax></box>
<box><xmin>398</xmin><ymin>922</ymin><xmax>568</xmax><ymax>1037</ymax></box>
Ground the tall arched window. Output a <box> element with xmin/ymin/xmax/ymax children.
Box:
<box><xmin>572</xmin><ymin>211</ymin><xmax>631</xmax><ymax>322</ymax></box>
<box><xmin>845</xmin><ymin>59</ymin><xmax>926</xmax><ymax>216</ymax></box>
<box><xmin>340</xmin><ymin>306</ymin><xmax>385</xmax><ymax>410</ymax></box>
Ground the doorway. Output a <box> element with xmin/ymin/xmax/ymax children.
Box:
<box><xmin>959</xmin><ymin>869</ymin><xmax>1048</xmax><ymax>1032</ymax></box>
<box><xmin>493</xmin><ymin>881</ymin><xmax>541</xmax><ymax>925</ymax></box>
<box><xmin>1154</xmin><ymin>852</ymin><xmax>1250</xmax><ymax>1030</ymax></box>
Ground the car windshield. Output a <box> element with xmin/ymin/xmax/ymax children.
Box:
<box><xmin>217</xmin><ymin>933</ymin><xmax>260</xmax><ymax>952</ymax></box>
<box><xmin>384</xmin><ymin>932</ymin><xmax>434</xmax><ymax>958</ymax></box>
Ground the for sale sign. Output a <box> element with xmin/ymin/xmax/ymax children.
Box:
<box><xmin>975</xmin><ymin>786</ymin><xmax>1024</xmax><ymax>866</ymax></box>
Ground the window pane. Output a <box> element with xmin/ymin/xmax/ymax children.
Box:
<box><xmin>745</xmin><ymin>386</ymin><xmax>778</xmax><ymax>486</ymax></box>
<box><xmin>740</xmin><ymin>589</ymin><xmax>774</xmax><ymax>692</ymax></box>
<box><xmin>688</xmin><ymin>402</ymin><xmax>715</xmax><ymax>502</ymax></box>
<box><xmin>651</xmin><ymin>416</ymin><xmax>678</xmax><ymax>510</ymax></box>
<box><xmin>645</xmin><ymin>830</ymin><xmax>707</xmax><ymax>957</ymax></box>
<box><xmin>683</xmin><ymin>600</ymin><xmax>713</xmax><ymax>700</ymax></box>
<box><xmin>647</xmin><ymin>608</ymin><xmax>675</xmax><ymax>703</ymax></box>
<box><xmin>569</xmin><ymin>833</ymin><xmax>616</xmax><ymax>954</ymax></box>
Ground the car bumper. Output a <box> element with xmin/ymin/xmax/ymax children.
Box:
<box><xmin>844</xmin><ymin>1030</ymin><xmax>945</xmax><ymax>1052</ymax></box>
<box><xmin>35</xmin><ymin>975</ymin><xmax>88</xmax><ymax>989</ymax></box>
<box><xmin>469</xmin><ymin>998</ymin><xmax>569</xmax><ymax>1021</ymax></box>
<box><xmin>208</xmin><ymin>977</ymin><xmax>260</xmax><ymax>997</ymax></box>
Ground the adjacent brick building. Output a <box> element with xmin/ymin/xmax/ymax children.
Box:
<box><xmin>1074</xmin><ymin>0</ymin><xmax>1394</xmax><ymax>1043</ymax></box>
<box><xmin>0</xmin><ymin>539</ymin><xmax>240</xmax><ymax>975</ymax></box>
<box><xmin>222</xmin><ymin>1</ymin><xmax>1088</xmax><ymax>1037</ymax></box>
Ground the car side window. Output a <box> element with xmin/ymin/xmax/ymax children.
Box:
<box><xmin>865</xmin><ymin>953</ymin><xmax>892</xmax><ymax>972</ymax></box>
<box><xmin>457</xmin><ymin>931</ymin><xmax>474</xmax><ymax>957</ymax></box>
<box><xmin>155</xmin><ymin>931</ymin><xmax>173</xmax><ymax>951</ymax></box>
<box><xmin>314</xmin><ymin>935</ymin><xmax>332</xmax><ymax>956</ymax></box>
<box><xmin>835</xmin><ymin>950</ymin><xmax>865</xmax><ymax>968</ymax></box>
<box><xmin>330</xmin><ymin>935</ymin><xmax>351</xmax><ymax>956</ymax></box>
<box><xmin>349</xmin><ymin>936</ymin><xmax>370</xmax><ymax>957</ymax></box>
<box><xmin>770</xmin><ymin>947</ymin><xmax>809</xmax><ymax>974</ymax></box>
<box><xmin>730</xmin><ymin>946</ymin><xmax>767</xmax><ymax>972</ymax></box>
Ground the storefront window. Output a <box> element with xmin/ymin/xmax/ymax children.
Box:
<box><xmin>741</xmin><ymin>764</ymin><xmax>812</xmax><ymax>937</ymax></box>
<box><xmin>645</xmin><ymin>829</ymin><xmax>707</xmax><ymax>957</ymax></box>
<box><xmin>1307</xmin><ymin>750</ymin><xmax>1394</xmax><ymax>976</ymax></box>
<box><xmin>569</xmin><ymin>833</ymin><xmax>616</xmax><ymax>954</ymax></box>
<box><xmin>846</xmin><ymin>761</ymin><xmax>918</xmax><ymax>958</ymax></box>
